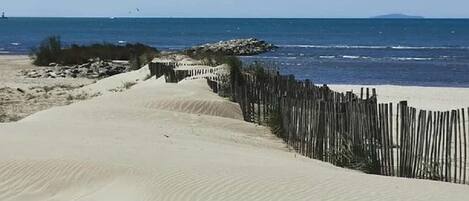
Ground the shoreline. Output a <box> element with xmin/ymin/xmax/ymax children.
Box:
<box><xmin>0</xmin><ymin>52</ymin><xmax>28</xmax><ymax>56</ymax></box>
<box><xmin>2</xmin><ymin>54</ymin><xmax>469</xmax><ymax>88</ymax></box>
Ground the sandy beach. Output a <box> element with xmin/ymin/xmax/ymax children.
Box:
<box><xmin>0</xmin><ymin>55</ymin><xmax>96</xmax><ymax>122</ymax></box>
<box><xmin>1</xmin><ymin>55</ymin><xmax>469</xmax><ymax>200</ymax></box>
<box><xmin>330</xmin><ymin>84</ymin><xmax>469</xmax><ymax>111</ymax></box>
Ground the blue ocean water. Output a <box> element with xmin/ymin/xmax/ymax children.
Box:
<box><xmin>1</xmin><ymin>18</ymin><xmax>469</xmax><ymax>87</ymax></box>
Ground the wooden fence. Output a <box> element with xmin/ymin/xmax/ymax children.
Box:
<box><xmin>220</xmin><ymin>67</ymin><xmax>468</xmax><ymax>184</ymax></box>
<box><xmin>149</xmin><ymin>62</ymin><xmax>229</xmax><ymax>83</ymax></box>
<box><xmin>149</xmin><ymin>61</ymin><xmax>469</xmax><ymax>184</ymax></box>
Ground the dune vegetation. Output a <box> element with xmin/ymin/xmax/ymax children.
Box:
<box><xmin>31</xmin><ymin>36</ymin><xmax>158</xmax><ymax>69</ymax></box>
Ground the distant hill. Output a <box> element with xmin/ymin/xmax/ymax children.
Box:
<box><xmin>372</xmin><ymin>14</ymin><xmax>424</xmax><ymax>19</ymax></box>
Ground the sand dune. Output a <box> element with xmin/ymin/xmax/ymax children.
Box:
<box><xmin>1</xmin><ymin>72</ymin><xmax>469</xmax><ymax>200</ymax></box>
<box><xmin>77</xmin><ymin>64</ymin><xmax>151</xmax><ymax>95</ymax></box>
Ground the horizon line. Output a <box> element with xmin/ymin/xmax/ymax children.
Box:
<box><xmin>3</xmin><ymin>16</ymin><xmax>469</xmax><ymax>19</ymax></box>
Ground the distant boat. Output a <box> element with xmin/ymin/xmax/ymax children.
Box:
<box><xmin>1</xmin><ymin>12</ymin><xmax>7</xmax><ymax>19</ymax></box>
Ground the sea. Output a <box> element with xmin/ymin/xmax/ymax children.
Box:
<box><xmin>1</xmin><ymin>18</ymin><xmax>469</xmax><ymax>87</ymax></box>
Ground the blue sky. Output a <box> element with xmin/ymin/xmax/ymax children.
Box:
<box><xmin>1</xmin><ymin>0</ymin><xmax>468</xmax><ymax>18</ymax></box>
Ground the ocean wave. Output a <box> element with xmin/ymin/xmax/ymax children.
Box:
<box><xmin>245</xmin><ymin>54</ymin><xmax>443</xmax><ymax>62</ymax></box>
<box><xmin>319</xmin><ymin>55</ymin><xmax>434</xmax><ymax>61</ymax></box>
<box><xmin>392</xmin><ymin>57</ymin><xmax>433</xmax><ymax>61</ymax></box>
<box><xmin>342</xmin><ymin>55</ymin><xmax>361</xmax><ymax>59</ymax></box>
<box><xmin>0</xmin><ymin>51</ymin><xmax>11</xmax><ymax>54</ymax></box>
<box><xmin>279</xmin><ymin>44</ymin><xmax>469</xmax><ymax>50</ymax></box>
<box><xmin>260</xmin><ymin>56</ymin><xmax>280</xmax><ymax>59</ymax></box>
<box><xmin>329</xmin><ymin>55</ymin><xmax>373</xmax><ymax>60</ymax></box>
<box><xmin>242</xmin><ymin>56</ymin><xmax>298</xmax><ymax>60</ymax></box>
<box><xmin>242</xmin><ymin>56</ymin><xmax>280</xmax><ymax>59</ymax></box>
<box><xmin>10</xmin><ymin>43</ymin><xmax>21</xmax><ymax>46</ymax></box>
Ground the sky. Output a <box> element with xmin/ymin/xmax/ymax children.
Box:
<box><xmin>1</xmin><ymin>0</ymin><xmax>468</xmax><ymax>18</ymax></box>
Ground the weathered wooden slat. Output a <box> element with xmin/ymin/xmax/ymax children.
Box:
<box><xmin>396</xmin><ymin>102</ymin><xmax>401</xmax><ymax>176</ymax></box>
<box><xmin>422</xmin><ymin>111</ymin><xmax>433</xmax><ymax>179</ymax></box>
<box><xmin>457</xmin><ymin>109</ymin><xmax>462</xmax><ymax>183</ymax></box>
<box><xmin>437</xmin><ymin>111</ymin><xmax>444</xmax><ymax>181</ymax></box>
<box><xmin>463</xmin><ymin>108</ymin><xmax>468</xmax><ymax>184</ymax></box>
<box><xmin>389</xmin><ymin>103</ymin><xmax>395</xmax><ymax>176</ymax></box>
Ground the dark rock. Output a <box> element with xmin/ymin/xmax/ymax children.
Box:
<box><xmin>23</xmin><ymin>59</ymin><xmax>130</xmax><ymax>79</ymax></box>
<box><xmin>186</xmin><ymin>38</ymin><xmax>277</xmax><ymax>56</ymax></box>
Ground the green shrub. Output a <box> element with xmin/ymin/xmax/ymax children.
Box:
<box><xmin>31</xmin><ymin>36</ymin><xmax>159</xmax><ymax>67</ymax></box>
<box><xmin>266</xmin><ymin>109</ymin><xmax>284</xmax><ymax>138</ymax></box>
<box><xmin>332</xmin><ymin>142</ymin><xmax>381</xmax><ymax>175</ymax></box>
<box><xmin>31</xmin><ymin>36</ymin><xmax>62</xmax><ymax>66</ymax></box>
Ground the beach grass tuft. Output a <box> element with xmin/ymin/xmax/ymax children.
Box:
<box><xmin>123</xmin><ymin>81</ymin><xmax>137</xmax><ymax>89</ymax></box>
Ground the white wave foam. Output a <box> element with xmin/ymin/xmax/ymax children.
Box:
<box><xmin>340</xmin><ymin>56</ymin><xmax>433</xmax><ymax>61</ymax></box>
<box><xmin>393</xmin><ymin>57</ymin><xmax>433</xmax><ymax>61</ymax></box>
<box><xmin>342</xmin><ymin>55</ymin><xmax>361</xmax><ymax>59</ymax></box>
<box><xmin>320</xmin><ymin>55</ymin><xmax>434</xmax><ymax>61</ymax></box>
<box><xmin>249</xmin><ymin>54</ymin><xmax>436</xmax><ymax>62</ymax></box>
<box><xmin>242</xmin><ymin>56</ymin><xmax>299</xmax><ymax>60</ymax></box>
<box><xmin>281</xmin><ymin>45</ymin><xmax>385</xmax><ymax>49</ymax></box>
<box><xmin>10</xmin><ymin>43</ymin><xmax>21</xmax><ymax>46</ymax></box>
<box><xmin>279</xmin><ymin>44</ymin><xmax>469</xmax><ymax>50</ymax></box>
<box><xmin>260</xmin><ymin>56</ymin><xmax>280</xmax><ymax>59</ymax></box>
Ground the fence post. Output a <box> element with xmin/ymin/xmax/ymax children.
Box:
<box><xmin>399</xmin><ymin>101</ymin><xmax>408</xmax><ymax>177</ymax></box>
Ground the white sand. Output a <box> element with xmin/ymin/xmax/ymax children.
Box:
<box><xmin>330</xmin><ymin>84</ymin><xmax>469</xmax><ymax>111</ymax></box>
<box><xmin>77</xmin><ymin>64</ymin><xmax>151</xmax><ymax>95</ymax></box>
<box><xmin>0</xmin><ymin>55</ymin><xmax>96</xmax><ymax>122</ymax></box>
<box><xmin>1</xmin><ymin>69</ymin><xmax>469</xmax><ymax>200</ymax></box>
